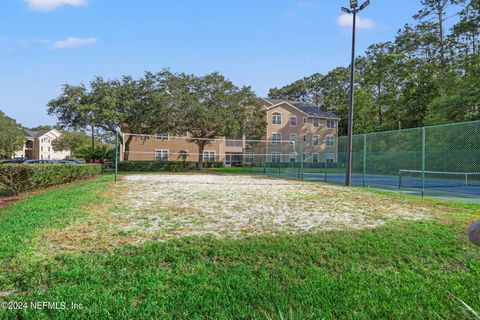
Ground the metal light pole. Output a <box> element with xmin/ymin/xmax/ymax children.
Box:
<box><xmin>342</xmin><ymin>0</ymin><xmax>370</xmax><ymax>186</ymax></box>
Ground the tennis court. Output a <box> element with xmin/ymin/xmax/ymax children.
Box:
<box><xmin>255</xmin><ymin>168</ymin><xmax>480</xmax><ymax>196</ymax></box>
<box><xmin>234</xmin><ymin>120</ymin><xmax>480</xmax><ymax>202</ymax></box>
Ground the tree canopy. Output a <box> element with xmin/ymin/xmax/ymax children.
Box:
<box><xmin>269</xmin><ymin>0</ymin><xmax>480</xmax><ymax>136</ymax></box>
<box><xmin>0</xmin><ymin>111</ymin><xmax>25</xmax><ymax>159</ymax></box>
<box><xmin>48</xmin><ymin>70</ymin><xmax>265</xmax><ymax>167</ymax></box>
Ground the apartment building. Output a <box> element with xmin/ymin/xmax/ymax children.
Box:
<box><xmin>13</xmin><ymin>129</ymin><xmax>71</xmax><ymax>160</ymax></box>
<box><xmin>260</xmin><ymin>98</ymin><xmax>339</xmax><ymax>164</ymax></box>
<box><xmin>121</xmin><ymin>98</ymin><xmax>339</xmax><ymax>165</ymax></box>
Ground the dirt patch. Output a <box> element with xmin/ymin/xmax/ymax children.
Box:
<box><xmin>39</xmin><ymin>174</ymin><xmax>441</xmax><ymax>253</ymax></box>
<box><xmin>0</xmin><ymin>196</ymin><xmax>21</xmax><ymax>209</ymax></box>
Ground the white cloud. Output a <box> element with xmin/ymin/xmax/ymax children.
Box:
<box><xmin>337</xmin><ymin>14</ymin><xmax>375</xmax><ymax>29</ymax></box>
<box><xmin>52</xmin><ymin>37</ymin><xmax>97</xmax><ymax>49</ymax></box>
<box><xmin>27</xmin><ymin>0</ymin><xmax>87</xmax><ymax>12</ymax></box>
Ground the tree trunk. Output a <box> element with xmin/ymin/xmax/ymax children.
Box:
<box><xmin>377</xmin><ymin>83</ymin><xmax>383</xmax><ymax>128</ymax></box>
<box><xmin>197</xmin><ymin>143</ymin><xmax>206</xmax><ymax>170</ymax></box>
<box><xmin>124</xmin><ymin>134</ymin><xmax>134</xmax><ymax>161</ymax></box>
<box><xmin>91</xmin><ymin>125</ymin><xmax>95</xmax><ymax>162</ymax></box>
<box><xmin>437</xmin><ymin>3</ymin><xmax>447</xmax><ymax>95</ymax></box>
<box><xmin>91</xmin><ymin>126</ymin><xmax>95</xmax><ymax>150</ymax></box>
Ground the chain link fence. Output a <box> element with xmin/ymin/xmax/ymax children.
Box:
<box><xmin>243</xmin><ymin>121</ymin><xmax>480</xmax><ymax>201</ymax></box>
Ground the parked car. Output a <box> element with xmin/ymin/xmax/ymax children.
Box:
<box><xmin>1</xmin><ymin>158</ymin><xmax>27</xmax><ymax>164</ymax></box>
<box><xmin>23</xmin><ymin>160</ymin><xmax>56</xmax><ymax>164</ymax></box>
<box><xmin>63</xmin><ymin>158</ymin><xmax>86</xmax><ymax>164</ymax></box>
<box><xmin>59</xmin><ymin>160</ymin><xmax>78</xmax><ymax>164</ymax></box>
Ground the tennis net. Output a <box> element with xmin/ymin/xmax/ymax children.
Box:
<box><xmin>399</xmin><ymin>170</ymin><xmax>480</xmax><ymax>189</ymax></box>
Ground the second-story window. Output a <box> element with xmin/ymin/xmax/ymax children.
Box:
<box><xmin>303</xmin><ymin>134</ymin><xmax>307</xmax><ymax>143</ymax></box>
<box><xmin>327</xmin><ymin>120</ymin><xmax>335</xmax><ymax>128</ymax></box>
<box><xmin>312</xmin><ymin>135</ymin><xmax>319</xmax><ymax>146</ymax></box>
<box><xmin>313</xmin><ymin>118</ymin><xmax>320</xmax><ymax>128</ymax></box>
<box><xmin>303</xmin><ymin>117</ymin><xmax>307</xmax><ymax>125</ymax></box>
<box><xmin>155</xmin><ymin>133</ymin><xmax>169</xmax><ymax>141</ymax></box>
<box><xmin>272</xmin><ymin>112</ymin><xmax>282</xmax><ymax>125</ymax></box>
<box><xmin>272</xmin><ymin>133</ymin><xmax>282</xmax><ymax>144</ymax></box>
<box><xmin>290</xmin><ymin>116</ymin><xmax>297</xmax><ymax>127</ymax></box>
<box><xmin>326</xmin><ymin>136</ymin><xmax>335</xmax><ymax>147</ymax></box>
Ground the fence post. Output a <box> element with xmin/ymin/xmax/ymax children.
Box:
<box><xmin>264</xmin><ymin>144</ymin><xmax>267</xmax><ymax>176</ymax></box>
<box><xmin>422</xmin><ymin>127</ymin><xmax>426</xmax><ymax>197</ymax></box>
<box><xmin>363</xmin><ymin>133</ymin><xmax>367</xmax><ymax>188</ymax></box>
<box><xmin>324</xmin><ymin>152</ymin><xmax>328</xmax><ymax>182</ymax></box>
<box><xmin>114</xmin><ymin>131</ymin><xmax>119</xmax><ymax>183</ymax></box>
<box><xmin>300</xmin><ymin>141</ymin><xmax>304</xmax><ymax>180</ymax></box>
<box><xmin>277</xmin><ymin>143</ymin><xmax>281</xmax><ymax>177</ymax></box>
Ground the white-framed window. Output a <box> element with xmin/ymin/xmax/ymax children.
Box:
<box><xmin>272</xmin><ymin>133</ymin><xmax>282</xmax><ymax>145</ymax></box>
<box><xmin>41</xmin><ymin>146</ymin><xmax>44</xmax><ymax>152</ymax></box>
<box><xmin>326</xmin><ymin>153</ymin><xmax>335</xmax><ymax>163</ymax></box>
<box><xmin>303</xmin><ymin>117</ymin><xmax>307</xmax><ymax>125</ymax></box>
<box><xmin>289</xmin><ymin>133</ymin><xmax>297</xmax><ymax>143</ymax></box>
<box><xmin>303</xmin><ymin>153</ymin><xmax>307</xmax><ymax>161</ymax></box>
<box><xmin>155</xmin><ymin>133</ymin><xmax>169</xmax><ymax>141</ymax></box>
<box><xmin>303</xmin><ymin>134</ymin><xmax>307</xmax><ymax>143</ymax></box>
<box><xmin>290</xmin><ymin>116</ymin><xmax>297</xmax><ymax>127</ymax></box>
<box><xmin>272</xmin><ymin>112</ymin><xmax>282</xmax><ymax>125</ymax></box>
<box><xmin>326</xmin><ymin>136</ymin><xmax>335</xmax><ymax>147</ymax></box>
<box><xmin>312</xmin><ymin>135</ymin><xmax>319</xmax><ymax>146</ymax></box>
<box><xmin>203</xmin><ymin>150</ymin><xmax>215</xmax><ymax>162</ymax></box>
<box><xmin>48</xmin><ymin>147</ymin><xmax>51</xmax><ymax>152</ymax></box>
<box><xmin>289</xmin><ymin>152</ymin><xmax>297</xmax><ymax>163</ymax></box>
<box><xmin>155</xmin><ymin>149</ymin><xmax>169</xmax><ymax>161</ymax></box>
<box><xmin>327</xmin><ymin>120</ymin><xmax>335</xmax><ymax>128</ymax></box>
<box><xmin>271</xmin><ymin>152</ymin><xmax>281</xmax><ymax>163</ymax></box>
<box><xmin>312</xmin><ymin>153</ymin><xmax>319</xmax><ymax>163</ymax></box>
<box><xmin>42</xmin><ymin>138</ymin><xmax>50</xmax><ymax>143</ymax></box>
<box><xmin>313</xmin><ymin>118</ymin><xmax>320</xmax><ymax>128</ymax></box>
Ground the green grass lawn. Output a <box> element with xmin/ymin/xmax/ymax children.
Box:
<box><xmin>0</xmin><ymin>175</ymin><xmax>479</xmax><ymax>319</ymax></box>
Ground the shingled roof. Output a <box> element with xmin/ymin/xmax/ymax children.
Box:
<box><xmin>262</xmin><ymin>98</ymin><xmax>338</xmax><ymax>119</ymax></box>
<box><xmin>25</xmin><ymin>130</ymin><xmax>50</xmax><ymax>138</ymax></box>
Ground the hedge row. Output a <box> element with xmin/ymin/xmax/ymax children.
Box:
<box><xmin>105</xmin><ymin>161</ymin><xmax>224</xmax><ymax>172</ymax></box>
<box><xmin>0</xmin><ymin>164</ymin><xmax>102</xmax><ymax>196</ymax></box>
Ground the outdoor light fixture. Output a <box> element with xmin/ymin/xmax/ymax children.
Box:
<box><xmin>342</xmin><ymin>0</ymin><xmax>371</xmax><ymax>187</ymax></box>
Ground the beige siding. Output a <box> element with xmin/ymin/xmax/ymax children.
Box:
<box><xmin>121</xmin><ymin>99</ymin><xmax>339</xmax><ymax>164</ymax></box>
<box><xmin>14</xmin><ymin>129</ymin><xmax>71</xmax><ymax>160</ymax></box>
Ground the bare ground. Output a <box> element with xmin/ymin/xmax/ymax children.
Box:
<box><xmin>38</xmin><ymin>174</ymin><xmax>441</xmax><ymax>253</ymax></box>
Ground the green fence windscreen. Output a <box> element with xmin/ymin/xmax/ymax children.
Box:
<box><xmin>239</xmin><ymin>120</ymin><xmax>480</xmax><ymax>200</ymax></box>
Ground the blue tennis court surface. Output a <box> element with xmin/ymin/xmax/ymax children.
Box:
<box><xmin>261</xmin><ymin>170</ymin><xmax>480</xmax><ymax>197</ymax></box>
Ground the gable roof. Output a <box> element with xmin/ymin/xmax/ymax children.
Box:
<box><xmin>261</xmin><ymin>98</ymin><xmax>338</xmax><ymax>119</ymax></box>
<box><xmin>25</xmin><ymin>130</ymin><xmax>51</xmax><ymax>138</ymax></box>
<box><xmin>24</xmin><ymin>128</ymin><xmax>62</xmax><ymax>138</ymax></box>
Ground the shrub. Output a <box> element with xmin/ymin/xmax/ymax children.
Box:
<box><xmin>0</xmin><ymin>164</ymin><xmax>102</xmax><ymax>196</ymax></box>
<box><xmin>105</xmin><ymin>161</ymin><xmax>224</xmax><ymax>172</ymax></box>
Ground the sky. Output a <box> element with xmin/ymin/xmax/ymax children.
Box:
<box><xmin>0</xmin><ymin>0</ymin><xmax>427</xmax><ymax>128</ymax></box>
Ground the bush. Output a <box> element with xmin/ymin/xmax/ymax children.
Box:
<box><xmin>0</xmin><ymin>164</ymin><xmax>102</xmax><ymax>196</ymax></box>
<box><xmin>107</xmin><ymin>161</ymin><xmax>224</xmax><ymax>172</ymax></box>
